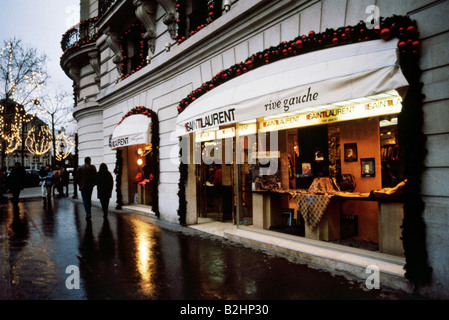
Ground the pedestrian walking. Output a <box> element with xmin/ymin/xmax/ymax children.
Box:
<box><xmin>53</xmin><ymin>165</ymin><xmax>62</xmax><ymax>197</ymax></box>
<box><xmin>61</xmin><ymin>165</ymin><xmax>70</xmax><ymax>196</ymax></box>
<box><xmin>39</xmin><ymin>166</ymin><xmax>48</xmax><ymax>206</ymax></box>
<box><xmin>8</xmin><ymin>162</ymin><xmax>26</xmax><ymax>206</ymax></box>
<box><xmin>76</xmin><ymin>157</ymin><xmax>97</xmax><ymax>220</ymax></box>
<box><xmin>95</xmin><ymin>163</ymin><xmax>114</xmax><ymax>218</ymax></box>
<box><xmin>42</xmin><ymin>164</ymin><xmax>53</xmax><ymax>207</ymax></box>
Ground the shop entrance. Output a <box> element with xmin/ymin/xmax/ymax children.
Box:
<box><xmin>127</xmin><ymin>144</ymin><xmax>154</xmax><ymax>206</ymax></box>
<box><xmin>196</xmin><ymin>139</ymin><xmax>234</xmax><ymax>222</ymax></box>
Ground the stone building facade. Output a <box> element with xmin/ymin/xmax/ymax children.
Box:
<box><xmin>60</xmin><ymin>0</ymin><xmax>449</xmax><ymax>299</ymax></box>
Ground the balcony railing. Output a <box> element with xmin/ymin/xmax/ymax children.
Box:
<box><xmin>61</xmin><ymin>17</ymin><xmax>99</xmax><ymax>57</ymax></box>
<box><xmin>99</xmin><ymin>0</ymin><xmax>119</xmax><ymax>18</ymax></box>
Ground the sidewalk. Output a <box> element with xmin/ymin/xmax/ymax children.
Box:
<box><xmin>4</xmin><ymin>184</ymin><xmax>75</xmax><ymax>199</ymax></box>
<box><xmin>8</xmin><ymin>185</ymin><xmax>413</xmax><ymax>295</ymax></box>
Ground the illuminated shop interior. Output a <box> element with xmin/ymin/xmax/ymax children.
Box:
<box><xmin>194</xmin><ymin>90</ymin><xmax>405</xmax><ymax>255</ymax></box>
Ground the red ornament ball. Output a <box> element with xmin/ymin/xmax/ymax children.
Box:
<box><xmin>412</xmin><ymin>40</ymin><xmax>422</xmax><ymax>50</ymax></box>
<box><xmin>398</xmin><ymin>41</ymin><xmax>407</xmax><ymax>50</ymax></box>
<box><xmin>380</xmin><ymin>28</ymin><xmax>391</xmax><ymax>40</ymax></box>
<box><xmin>407</xmin><ymin>25</ymin><xmax>417</xmax><ymax>34</ymax></box>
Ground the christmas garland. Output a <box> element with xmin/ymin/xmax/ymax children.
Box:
<box><xmin>178</xmin><ymin>138</ymin><xmax>188</xmax><ymax>226</ymax></box>
<box><xmin>60</xmin><ymin>17</ymin><xmax>100</xmax><ymax>59</ymax></box>
<box><xmin>120</xmin><ymin>23</ymin><xmax>148</xmax><ymax>80</ymax></box>
<box><xmin>114</xmin><ymin>106</ymin><xmax>160</xmax><ymax>217</ymax></box>
<box><xmin>175</xmin><ymin>0</ymin><xmax>222</xmax><ymax>44</ymax></box>
<box><xmin>114</xmin><ymin>149</ymin><xmax>123</xmax><ymax>209</ymax></box>
<box><xmin>176</xmin><ymin>15</ymin><xmax>431</xmax><ymax>288</ymax></box>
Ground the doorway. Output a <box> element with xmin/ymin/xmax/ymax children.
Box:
<box><xmin>196</xmin><ymin>139</ymin><xmax>234</xmax><ymax>222</ymax></box>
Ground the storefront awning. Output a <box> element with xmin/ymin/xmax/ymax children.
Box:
<box><xmin>176</xmin><ymin>39</ymin><xmax>409</xmax><ymax>136</ymax></box>
<box><xmin>110</xmin><ymin>114</ymin><xmax>152</xmax><ymax>149</ymax></box>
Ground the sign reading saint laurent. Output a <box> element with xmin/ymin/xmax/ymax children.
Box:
<box><xmin>185</xmin><ymin>108</ymin><xmax>236</xmax><ymax>132</ymax></box>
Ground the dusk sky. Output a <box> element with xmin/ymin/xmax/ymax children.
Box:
<box><xmin>0</xmin><ymin>0</ymin><xmax>80</xmax><ymax>96</ymax></box>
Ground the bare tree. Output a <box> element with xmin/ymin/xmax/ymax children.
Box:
<box><xmin>0</xmin><ymin>38</ymin><xmax>48</xmax><ymax>167</ymax></box>
<box><xmin>38</xmin><ymin>89</ymin><xmax>75</xmax><ymax>166</ymax></box>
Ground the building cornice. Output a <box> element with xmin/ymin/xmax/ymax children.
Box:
<box><xmin>97</xmin><ymin>0</ymin><xmax>301</xmax><ymax>108</ymax></box>
<box><xmin>73</xmin><ymin>101</ymin><xmax>102</xmax><ymax>121</ymax></box>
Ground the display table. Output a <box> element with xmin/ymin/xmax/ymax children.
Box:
<box><xmin>252</xmin><ymin>192</ymin><xmax>282</xmax><ymax>229</ymax></box>
<box><xmin>252</xmin><ymin>177</ymin><xmax>406</xmax><ymax>254</ymax></box>
<box><xmin>303</xmin><ymin>197</ymin><xmax>340</xmax><ymax>241</ymax></box>
<box><xmin>378</xmin><ymin>202</ymin><xmax>404</xmax><ymax>256</ymax></box>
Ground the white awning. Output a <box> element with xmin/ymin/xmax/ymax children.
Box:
<box><xmin>110</xmin><ymin>114</ymin><xmax>152</xmax><ymax>149</ymax></box>
<box><xmin>176</xmin><ymin>39</ymin><xmax>409</xmax><ymax>136</ymax></box>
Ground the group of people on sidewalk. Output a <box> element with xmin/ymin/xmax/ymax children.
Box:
<box><xmin>76</xmin><ymin>157</ymin><xmax>114</xmax><ymax>221</ymax></box>
<box><xmin>39</xmin><ymin>157</ymin><xmax>113</xmax><ymax>220</ymax></box>
<box><xmin>2</xmin><ymin>157</ymin><xmax>114</xmax><ymax>221</ymax></box>
<box><xmin>1</xmin><ymin>162</ymin><xmax>27</xmax><ymax>206</ymax></box>
<box><xmin>39</xmin><ymin>164</ymin><xmax>70</xmax><ymax>207</ymax></box>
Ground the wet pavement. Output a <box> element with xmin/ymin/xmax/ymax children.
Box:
<box><xmin>0</xmin><ymin>188</ymin><xmax>416</xmax><ymax>302</ymax></box>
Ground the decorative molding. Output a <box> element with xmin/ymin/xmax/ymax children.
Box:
<box><xmin>88</xmin><ymin>51</ymin><xmax>101</xmax><ymax>86</ymax></box>
<box><xmin>66</xmin><ymin>61</ymin><xmax>81</xmax><ymax>88</ymax></box>
<box><xmin>105</xmin><ymin>28</ymin><xmax>123</xmax><ymax>76</ymax></box>
<box><xmin>158</xmin><ymin>0</ymin><xmax>178</xmax><ymax>38</ymax></box>
<box><xmin>133</xmin><ymin>0</ymin><xmax>158</xmax><ymax>55</ymax></box>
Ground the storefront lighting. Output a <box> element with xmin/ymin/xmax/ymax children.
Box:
<box><xmin>239</xmin><ymin>119</ymin><xmax>256</xmax><ymax>124</ymax></box>
<box><xmin>137</xmin><ymin>148</ymin><xmax>143</xmax><ymax>156</ymax></box>
<box><xmin>380</xmin><ymin>117</ymin><xmax>398</xmax><ymax>127</ymax></box>
<box><xmin>137</xmin><ymin>158</ymin><xmax>143</xmax><ymax>166</ymax></box>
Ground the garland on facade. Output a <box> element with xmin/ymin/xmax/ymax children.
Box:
<box><xmin>60</xmin><ymin>17</ymin><xmax>100</xmax><ymax>59</ymax></box>
<box><xmin>150</xmin><ymin>110</ymin><xmax>160</xmax><ymax>218</ymax></box>
<box><xmin>176</xmin><ymin>15</ymin><xmax>431</xmax><ymax>288</ymax></box>
<box><xmin>120</xmin><ymin>23</ymin><xmax>148</xmax><ymax>80</ymax></box>
<box><xmin>114</xmin><ymin>149</ymin><xmax>123</xmax><ymax>209</ymax></box>
<box><xmin>174</xmin><ymin>0</ymin><xmax>222</xmax><ymax>44</ymax></box>
<box><xmin>115</xmin><ymin>106</ymin><xmax>160</xmax><ymax>217</ymax></box>
<box><xmin>388</xmin><ymin>16</ymin><xmax>432</xmax><ymax>289</ymax></box>
<box><xmin>176</xmin><ymin>18</ymin><xmax>422</xmax><ymax>114</ymax></box>
<box><xmin>178</xmin><ymin>138</ymin><xmax>188</xmax><ymax>226</ymax></box>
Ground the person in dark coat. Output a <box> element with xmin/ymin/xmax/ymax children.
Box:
<box><xmin>8</xmin><ymin>162</ymin><xmax>26</xmax><ymax>206</ymax></box>
<box><xmin>60</xmin><ymin>165</ymin><xmax>70</xmax><ymax>196</ymax></box>
<box><xmin>95</xmin><ymin>163</ymin><xmax>114</xmax><ymax>218</ymax></box>
<box><xmin>76</xmin><ymin>157</ymin><xmax>97</xmax><ymax>220</ymax></box>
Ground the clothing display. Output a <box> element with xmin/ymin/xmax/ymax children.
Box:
<box><xmin>254</xmin><ymin>175</ymin><xmax>407</xmax><ymax>231</ymax></box>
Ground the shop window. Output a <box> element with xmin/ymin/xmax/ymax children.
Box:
<box><xmin>176</xmin><ymin>0</ymin><xmax>223</xmax><ymax>40</ymax></box>
<box><xmin>120</xmin><ymin>22</ymin><xmax>148</xmax><ymax>78</ymax></box>
<box><xmin>379</xmin><ymin>115</ymin><xmax>401</xmax><ymax>188</ymax></box>
<box><xmin>234</xmin><ymin>97</ymin><xmax>406</xmax><ymax>253</ymax></box>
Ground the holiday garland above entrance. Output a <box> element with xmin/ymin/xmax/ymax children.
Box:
<box><xmin>176</xmin><ymin>16</ymin><xmax>421</xmax><ymax>115</ymax></box>
<box><xmin>114</xmin><ymin>106</ymin><xmax>160</xmax><ymax>217</ymax></box>
<box><xmin>176</xmin><ymin>15</ymin><xmax>431</xmax><ymax>289</ymax></box>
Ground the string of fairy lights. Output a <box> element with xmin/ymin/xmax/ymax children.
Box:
<box><xmin>0</xmin><ymin>42</ymin><xmax>74</xmax><ymax>160</ymax></box>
